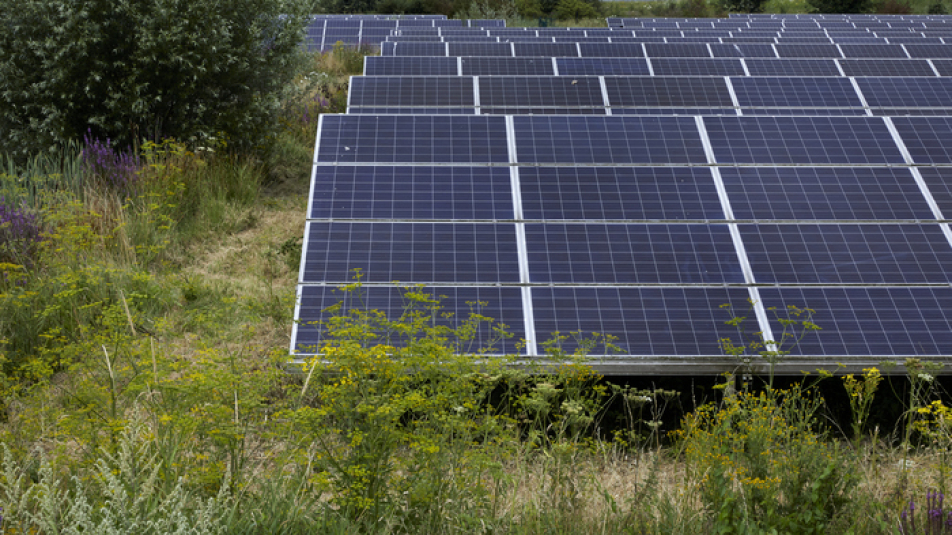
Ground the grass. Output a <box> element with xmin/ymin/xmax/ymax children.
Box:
<box><xmin>2</xmin><ymin>42</ymin><xmax>952</xmax><ymax>535</ymax></box>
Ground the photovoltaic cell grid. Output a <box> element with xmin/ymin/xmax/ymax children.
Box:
<box><xmin>294</xmin><ymin>14</ymin><xmax>952</xmax><ymax>373</ymax></box>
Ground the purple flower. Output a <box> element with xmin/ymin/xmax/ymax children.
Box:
<box><xmin>81</xmin><ymin>129</ymin><xmax>141</xmax><ymax>195</ymax></box>
<box><xmin>0</xmin><ymin>197</ymin><xmax>44</xmax><ymax>268</ymax></box>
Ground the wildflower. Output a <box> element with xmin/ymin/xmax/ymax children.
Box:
<box><xmin>918</xmin><ymin>373</ymin><xmax>934</xmax><ymax>383</ymax></box>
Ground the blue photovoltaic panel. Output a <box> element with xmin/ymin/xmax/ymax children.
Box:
<box><xmin>650</xmin><ymin>58</ymin><xmax>746</xmax><ymax>76</ymax></box>
<box><xmin>301</xmin><ymin>222</ymin><xmax>520</xmax><ymax>284</ymax></box>
<box><xmin>391</xmin><ymin>42</ymin><xmax>446</xmax><ymax>56</ymax></box>
<box><xmin>605</xmin><ymin>77</ymin><xmax>733</xmax><ymax>107</ymax></box>
<box><xmin>743</xmin><ymin>59</ymin><xmax>842</xmax><ymax>76</ymax></box>
<box><xmin>740</xmin><ymin>108</ymin><xmax>868</xmax><ymax>116</ymax></box>
<box><xmin>308</xmin><ymin>166</ymin><xmax>513</xmax><ymax>221</ymax></box>
<box><xmin>479</xmin><ymin>77</ymin><xmax>605</xmax><ymax>108</ymax></box>
<box><xmin>839</xmin><ymin>44</ymin><xmax>910</xmax><ymax>57</ymax></box>
<box><xmin>918</xmin><ymin>167</ymin><xmax>952</xmax><ymax>216</ymax></box>
<box><xmin>518</xmin><ymin>167</ymin><xmax>723</xmax><ymax>221</ymax></box>
<box><xmin>524</xmin><ymin>224</ymin><xmax>744</xmax><ymax>284</ymax></box>
<box><xmin>857</xmin><ymin>77</ymin><xmax>952</xmax><ymax>107</ymax></box>
<box><xmin>577</xmin><ymin>43</ymin><xmax>646</xmax><ymax>57</ymax></box>
<box><xmin>513</xmin><ymin>42</ymin><xmax>581</xmax><ymax>56</ymax></box>
<box><xmin>774</xmin><ymin>43</ymin><xmax>843</xmax><ymax>57</ymax></box>
<box><xmin>702</xmin><ymin>116</ymin><xmax>905</xmax><ymax>165</ymax></box>
<box><xmin>481</xmin><ymin>107</ymin><xmax>607</xmax><ymax>115</ymax></box>
<box><xmin>740</xmin><ymin>224</ymin><xmax>952</xmax><ymax>284</ymax></box>
<box><xmin>555</xmin><ymin>57</ymin><xmax>650</xmax><ymax>75</ymax></box>
<box><xmin>513</xmin><ymin>116</ymin><xmax>707</xmax><ymax>164</ymax></box>
<box><xmin>461</xmin><ymin>57</ymin><xmax>554</xmax><ymax>75</ymax></box>
<box><xmin>613</xmin><ymin>108</ymin><xmax>738</xmax><ymax>115</ymax></box>
<box><xmin>531</xmin><ymin>287</ymin><xmax>753</xmax><ymax>356</ymax></box>
<box><xmin>645</xmin><ymin>43</ymin><xmax>712</xmax><ymax>57</ymax></box>
<box><xmin>903</xmin><ymin>44</ymin><xmax>952</xmax><ymax>58</ymax></box>
<box><xmin>838</xmin><ymin>59</ymin><xmax>938</xmax><ymax>76</ymax></box>
<box><xmin>316</xmin><ymin>115</ymin><xmax>509</xmax><ymax>164</ymax></box>
<box><xmin>363</xmin><ymin>57</ymin><xmax>459</xmax><ymax>76</ymax></box>
<box><xmin>293</xmin><ymin>285</ymin><xmax>526</xmax><ymax>355</ymax></box>
<box><xmin>757</xmin><ymin>287</ymin><xmax>952</xmax><ymax>356</ymax></box>
<box><xmin>348</xmin><ymin>77</ymin><xmax>475</xmax><ymax>107</ymax></box>
<box><xmin>710</xmin><ymin>43</ymin><xmax>778</xmax><ymax>58</ymax></box>
<box><xmin>730</xmin><ymin>77</ymin><xmax>863</xmax><ymax>107</ymax></box>
<box><xmin>348</xmin><ymin>108</ymin><xmax>476</xmax><ymax>115</ymax></box>
<box><xmin>720</xmin><ymin>167</ymin><xmax>934</xmax><ymax>220</ymax></box>
<box><xmin>930</xmin><ymin>59</ymin><xmax>952</xmax><ymax>75</ymax></box>
<box><xmin>892</xmin><ymin>116</ymin><xmax>952</xmax><ymax>164</ymax></box>
<box><xmin>448</xmin><ymin>42</ymin><xmax>512</xmax><ymax>56</ymax></box>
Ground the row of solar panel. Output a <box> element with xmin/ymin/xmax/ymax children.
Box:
<box><xmin>377</xmin><ymin>42</ymin><xmax>952</xmax><ymax>58</ymax></box>
<box><xmin>294</xmin><ymin>284</ymin><xmax>952</xmax><ymax>358</ymax></box>
<box><xmin>363</xmin><ymin>56</ymin><xmax>952</xmax><ymax>77</ymax></box>
<box><xmin>345</xmin><ymin>76</ymin><xmax>952</xmax><ymax>114</ymax></box>
<box><xmin>378</xmin><ymin>37</ymin><xmax>952</xmax><ymax>46</ymax></box>
<box><xmin>369</xmin><ymin>27</ymin><xmax>952</xmax><ymax>34</ymax></box>
<box><xmin>300</xmin><ymin>220</ymin><xmax>952</xmax><ymax>285</ymax></box>
<box><xmin>314</xmin><ymin>114</ymin><xmax>952</xmax><ymax>165</ymax></box>
<box><xmin>373</xmin><ymin>29</ymin><xmax>952</xmax><ymax>37</ymax></box>
<box><xmin>307</xmin><ymin>166</ymin><xmax>952</xmax><ymax>222</ymax></box>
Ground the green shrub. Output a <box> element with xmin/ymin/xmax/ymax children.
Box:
<box><xmin>0</xmin><ymin>0</ymin><xmax>309</xmax><ymax>160</ymax></box>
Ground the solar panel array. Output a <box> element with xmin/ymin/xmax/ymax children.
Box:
<box><xmin>293</xmin><ymin>14</ymin><xmax>952</xmax><ymax>374</ymax></box>
<box><xmin>306</xmin><ymin>15</ymin><xmax>505</xmax><ymax>52</ymax></box>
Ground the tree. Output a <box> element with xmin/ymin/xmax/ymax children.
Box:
<box><xmin>0</xmin><ymin>0</ymin><xmax>309</xmax><ymax>159</ymax></box>
<box><xmin>554</xmin><ymin>0</ymin><xmax>597</xmax><ymax>21</ymax></box>
<box><xmin>807</xmin><ymin>0</ymin><xmax>872</xmax><ymax>13</ymax></box>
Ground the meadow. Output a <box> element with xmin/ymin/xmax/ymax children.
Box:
<box><xmin>1</xmin><ymin>26</ymin><xmax>952</xmax><ymax>535</ymax></box>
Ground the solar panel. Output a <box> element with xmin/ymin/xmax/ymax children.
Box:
<box><xmin>743</xmin><ymin>58</ymin><xmax>841</xmax><ymax>76</ymax></box>
<box><xmin>348</xmin><ymin>77</ymin><xmax>474</xmax><ymax>107</ymax></box>
<box><xmin>838</xmin><ymin>59</ymin><xmax>937</xmax><ymax>76</ymax></box>
<box><xmin>774</xmin><ymin>43</ymin><xmax>843</xmax><ymax>57</ymax></box>
<box><xmin>316</xmin><ymin>115</ymin><xmax>509</xmax><ymax>164</ymax></box>
<box><xmin>481</xmin><ymin>107</ymin><xmax>608</xmax><ymax>115</ymax></box>
<box><xmin>461</xmin><ymin>57</ymin><xmax>554</xmax><ymax>75</ymax></box>
<box><xmin>839</xmin><ymin>44</ymin><xmax>910</xmax><ymax>58</ymax></box>
<box><xmin>702</xmin><ymin>116</ymin><xmax>905</xmax><ymax>165</ymax></box>
<box><xmin>513</xmin><ymin>43</ymin><xmax>581</xmax><ymax>57</ymax></box>
<box><xmin>525</xmin><ymin>223</ymin><xmax>743</xmax><ymax>284</ymax></box>
<box><xmin>308</xmin><ymin>166</ymin><xmax>513</xmax><ymax>220</ymax></box>
<box><xmin>856</xmin><ymin>77</ymin><xmax>952</xmax><ymax>107</ymax></box>
<box><xmin>730</xmin><ymin>77</ymin><xmax>863</xmax><ymax>108</ymax></box>
<box><xmin>517</xmin><ymin>166</ymin><xmax>723</xmax><ymax>221</ymax></box>
<box><xmin>578</xmin><ymin>43</ymin><xmax>646</xmax><ymax>57</ymax></box>
<box><xmin>710</xmin><ymin>43</ymin><xmax>778</xmax><ymax>58</ymax></box>
<box><xmin>363</xmin><ymin>57</ymin><xmax>458</xmax><ymax>76</ymax></box>
<box><xmin>301</xmin><ymin>221</ymin><xmax>520</xmax><ymax>283</ymax></box>
<box><xmin>645</xmin><ymin>43</ymin><xmax>712</xmax><ymax>57</ymax></box>
<box><xmin>605</xmin><ymin>77</ymin><xmax>733</xmax><ymax>107</ymax></box>
<box><xmin>650</xmin><ymin>58</ymin><xmax>746</xmax><ymax>76</ymax></box>
<box><xmin>720</xmin><ymin>167</ymin><xmax>934</xmax><ymax>221</ymax></box>
<box><xmin>740</xmin><ymin>223</ymin><xmax>952</xmax><ymax>283</ymax></box>
<box><xmin>757</xmin><ymin>287</ymin><xmax>952</xmax><ymax>356</ymax></box>
<box><xmin>531</xmin><ymin>287</ymin><xmax>753</xmax><ymax>356</ymax></box>
<box><xmin>512</xmin><ymin>116</ymin><xmax>707</xmax><ymax>164</ymax></box>
<box><xmin>448</xmin><ymin>43</ymin><xmax>511</xmax><ymax>56</ymax></box>
<box><xmin>391</xmin><ymin>42</ymin><xmax>446</xmax><ymax>56</ymax></box>
<box><xmin>479</xmin><ymin>77</ymin><xmax>605</xmax><ymax>108</ymax></box>
<box><xmin>891</xmin><ymin>116</ymin><xmax>952</xmax><ymax>163</ymax></box>
<box><xmin>555</xmin><ymin>57</ymin><xmax>650</xmax><ymax>75</ymax></box>
<box><xmin>917</xmin><ymin>167</ymin><xmax>952</xmax><ymax>216</ymax></box>
<box><xmin>294</xmin><ymin>285</ymin><xmax>526</xmax><ymax>355</ymax></box>
<box><xmin>348</xmin><ymin>108</ymin><xmax>476</xmax><ymax>115</ymax></box>
<box><xmin>927</xmin><ymin>58</ymin><xmax>952</xmax><ymax>75</ymax></box>
<box><xmin>296</xmin><ymin>16</ymin><xmax>952</xmax><ymax>372</ymax></box>
<box><xmin>904</xmin><ymin>44</ymin><xmax>952</xmax><ymax>57</ymax></box>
